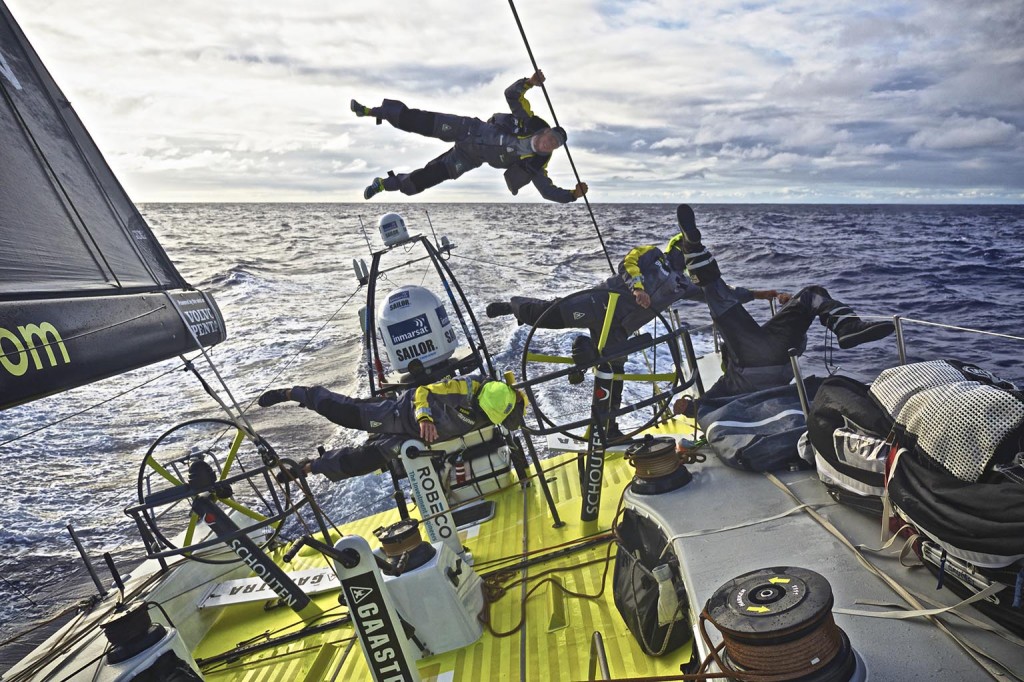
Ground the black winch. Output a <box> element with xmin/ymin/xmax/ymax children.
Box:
<box><xmin>704</xmin><ymin>566</ymin><xmax>861</xmax><ymax>682</ymax></box>
<box><xmin>624</xmin><ymin>435</ymin><xmax>692</xmax><ymax>495</ymax></box>
<box><xmin>100</xmin><ymin>602</ymin><xmax>168</xmax><ymax>664</ymax></box>
<box><xmin>373</xmin><ymin>518</ymin><xmax>436</xmax><ymax>574</ymax></box>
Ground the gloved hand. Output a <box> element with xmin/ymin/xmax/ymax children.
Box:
<box><xmin>258</xmin><ymin>388</ymin><xmax>290</xmax><ymax>407</ymax></box>
<box><xmin>275</xmin><ymin>459</ymin><xmax>310</xmax><ymax>484</ymax></box>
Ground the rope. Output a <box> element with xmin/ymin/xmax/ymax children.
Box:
<box><xmin>480</xmin><ymin>523</ymin><xmax>619</xmax><ymax>639</ymax></box>
<box><xmin>763</xmin><ymin>472</ymin><xmax>1020</xmax><ymax>681</ymax></box>
<box><xmin>449</xmin><ymin>253</ymin><xmax>594</xmax><ymax>286</ymax></box>
<box><xmin>0</xmin><ymin>355</ymin><xmax>186</xmax><ymax>449</ymax></box>
<box><xmin>506</xmin><ymin>0</ymin><xmax>614</xmax><ymax>275</ymax></box>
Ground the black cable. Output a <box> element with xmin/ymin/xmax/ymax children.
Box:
<box><xmin>506</xmin><ymin>0</ymin><xmax>615</xmax><ymax>275</ymax></box>
<box><xmin>449</xmin><ymin>253</ymin><xmax>594</xmax><ymax>286</ymax></box>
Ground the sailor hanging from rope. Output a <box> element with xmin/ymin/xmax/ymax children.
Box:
<box><xmin>351</xmin><ymin>70</ymin><xmax>588</xmax><ymax>203</ymax></box>
<box><xmin>257</xmin><ymin>375</ymin><xmax>526</xmax><ymax>481</ymax></box>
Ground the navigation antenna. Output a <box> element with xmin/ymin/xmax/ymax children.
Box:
<box><xmin>507</xmin><ymin>0</ymin><xmax>615</xmax><ymax>274</ymax></box>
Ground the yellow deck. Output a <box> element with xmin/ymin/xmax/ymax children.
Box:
<box><xmin>192</xmin><ymin>439</ymin><xmax>697</xmax><ymax>681</ymax></box>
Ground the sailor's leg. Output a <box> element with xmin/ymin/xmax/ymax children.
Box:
<box><xmin>310</xmin><ymin>436</ymin><xmax>403</xmax><ymax>481</ymax></box>
<box><xmin>500</xmin><ymin>291</ymin><xmax>606</xmax><ymax>330</ymax></box>
<box><xmin>755</xmin><ymin>286</ymin><xmax>825</xmax><ymax>360</ymax></box>
<box><xmin>704</xmin><ymin>284</ymin><xmax>780</xmax><ymax>367</ymax></box>
<box><xmin>507</xmin><ymin>296</ymin><xmax>568</xmax><ymax>327</ymax></box>
<box><xmin>384</xmin><ymin>148</ymin><xmax>482</xmax><ymax>196</ymax></box>
<box><xmin>801</xmin><ymin>286</ymin><xmax>895</xmax><ymax>349</ymax></box>
<box><xmin>368</xmin><ymin>100</ymin><xmax>483</xmax><ymax>142</ymax></box>
<box><xmin>299</xmin><ymin>388</ymin><xmax>405</xmax><ymax>434</ymax></box>
<box><xmin>673</xmin><ymin>204</ymin><xmax>722</xmax><ymax>285</ymax></box>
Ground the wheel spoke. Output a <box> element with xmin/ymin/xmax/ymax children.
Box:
<box><xmin>221</xmin><ymin>497</ymin><xmax>268</xmax><ymax>522</ymax></box>
<box><xmin>219</xmin><ymin>429</ymin><xmax>246</xmax><ymax>480</ymax></box>
<box><xmin>146</xmin><ymin>457</ymin><xmax>184</xmax><ymax>486</ymax></box>
<box><xmin>183</xmin><ymin>513</ymin><xmax>200</xmax><ymax>548</ymax></box>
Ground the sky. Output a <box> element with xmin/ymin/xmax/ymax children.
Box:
<box><xmin>5</xmin><ymin>0</ymin><xmax>1024</xmax><ymax>203</ymax></box>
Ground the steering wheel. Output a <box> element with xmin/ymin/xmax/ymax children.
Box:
<box><xmin>136</xmin><ymin>418</ymin><xmax>293</xmax><ymax>564</ymax></box>
<box><xmin>517</xmin><ymin>288</ymin><xmax>689</xmax><ymax>443</ymax></box>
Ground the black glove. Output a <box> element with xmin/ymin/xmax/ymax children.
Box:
<box><xmin>275</xmin><ymin>459</ymin><xmax>309</xmax><ymax>484</ymax></box>
<box><xmin>258</xmin><ymin>388</ymin><xmax>290</xmax><ymax>407</ymax></box>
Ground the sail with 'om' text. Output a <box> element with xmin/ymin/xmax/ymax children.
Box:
<box><xmin>0</xmin><ymin>3</ymin><xmax>224</xmax><ymax>410</ymax></box>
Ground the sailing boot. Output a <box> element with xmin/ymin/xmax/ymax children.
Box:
<box><xmin>486</xmin><ymin>301</ymin><xmax>513</xmax><ymax>318</ymax></box>
<box><xmin>821</xmin><ymin>303</ymin><xmax>895</xmax><ymax>349</ymax></box>
<box><xmin>568</xmin><ymin>334</ymin><xmax>597</xmax><ymax>384</ymax></box>
<box><xmin>671</xmin><ymin>204</ymin><xmax>721</xmax><ymax>285</ymax></box>
<box><xmin>676</xmin><ymin>204</ymin><xmax>702</xmax><ymax>245</ymax></box>
<box><xmin>350</xmin><ymin>99</ymin><xmax>373</xmax><ymax>118</ymax></box>
<box><xmin>363</xmin><ymin>171</ymin><xmax>401</xmax><ymax>200</ymax></box>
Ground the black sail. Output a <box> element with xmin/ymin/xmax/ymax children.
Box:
<box><xmin>0</xmin><ymin>2</ymin><xmax>225</xmax><ymax>409</ymax></box>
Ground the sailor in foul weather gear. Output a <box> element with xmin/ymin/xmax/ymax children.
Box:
<box><xmin>353</xmin><ymin>70</ymin><xmax>587</xmax><ymax>203</ymax></box>
<box><xmin>486</xmin><ymin>231</ymin><xmax>715</xmax><ymax>436</ymax></box>
<box><xmin>487</xmin><ymin>240</ymin><xmax>711</xmax><ymax>347</ymax></box>
<box><xmin>670</xmin><ymin>204</ymin><xmax>896</xmax><ymax>414</ymax></box>
<box><xmin>258</xmin><ymin>375</ymin><xmax>525</xmax><ymax>481</ymax></box>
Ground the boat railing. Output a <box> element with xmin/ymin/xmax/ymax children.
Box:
<box><xmin>893</xmin><ymin>315</ymin><xmax>1024</xmax><ymax>367</ymax></box>
<box><xmin>587</xmin><ymin>630</ymin><xmax>611</xmax><ymax>680</ymax></box>
<box><xmin>786</xmin><ymin>313</ymin><xmax>1024</xmax><ymax>421</ymax></box>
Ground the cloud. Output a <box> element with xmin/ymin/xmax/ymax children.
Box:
<box><xmin>908</xmin><ymin>116</ymin><xmax>1019</xmax><ymax>150</ymax></box>
<box><xmin>6</xmin><ymin>0</ymin><xmax>1023</xmax><ymax>202</ymax></box>
<box><xmin>650</xmin><ymin>137</ymin><xmax>689</xmax><ymax>150</ymax></box>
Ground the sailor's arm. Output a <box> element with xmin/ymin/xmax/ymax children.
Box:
<box><xmin>732</xmin><ymin>287</ymin><xmax>758</xmax><ymax>304</ymax></box>
<box><xmin>620</xmin><ymin>245</ymin><xmax>660</xmax><ymax>307</ymax></box>
<box><xmin>505</xmin><ymin>69</ymin><xmax>544</xmax><ymax>119</ymax></box>
<box><xmin>530</xmin><ymin>165</ymin><xmax>587</xmax><ymax>203</ymax></box>
<box><xmin>413</xmin><ymin>376</ymin><xmax>477</xmax><ymax>442</ymax></box>
<box><xmin>413</xmin><ymin>383</ymin><xmax>436</xmax><ymax>441</ymax></box>
<box><xmin>751</xmin><ymin>289</ymin><xmax>790</xmax><ymax>304</ymax></box>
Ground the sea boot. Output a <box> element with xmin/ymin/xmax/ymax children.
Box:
<box><xmin>350</xmin><ymin>99</ymin><xmax>373</xmax><ymax>117</ymax></box>
<box><xmin>671</xmin><ymin>204</ymin><xmax>721</xmax><ymax>285</ymax></box>
<box><xmin>486</xmin><ymin>301</ymin><xmax>513</xmax><ymax>318</ymax></box>
<box><xmin>568</xmin><ymin>335</ymin><xmax>597</xmax><ymax>384</ymax></box>
<box><xmin>363</xmin><ymin>171</ymin><xmax>402</xmax><ymax>200</ymax></box>
<box><xmin>676</xmin><ymin>204</ymin><xmax>702</xmax><ymax>245</ymax></box>
<box><xmin>821</xmin><ymin>302</ymin><xmax>895</xmax><ymax>349</ymax></box>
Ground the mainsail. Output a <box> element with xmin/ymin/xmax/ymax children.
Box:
<box><xmin>0</xmin><ymin>2</ymin><xmax>225</xmax><ymax>410</ymax></box>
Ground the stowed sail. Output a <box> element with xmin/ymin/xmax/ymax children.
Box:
<box><xmin>0</xmin><ymin>2</ymin><xmax>224</xmax><ymax>409</ymax></box>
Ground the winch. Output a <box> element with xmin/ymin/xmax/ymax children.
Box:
<box><xmin>373</xmin><ymin>518</ymin><xmax>436</xmax><ymax>574</ymax></box>
<box><xmin>704</xmin><ymin>566</ymin><xmax>863</xmax><ymax>681</ymax></box>
<box><xmin>624</xmin><ymin>435</ymin><xmax>692</xmax><ymax>495</ymax></box>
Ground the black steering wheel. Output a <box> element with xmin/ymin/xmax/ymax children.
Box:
<box><xmin>516</xmin><ymin>288</ymin><xmax>691</xmax><ymax>443</ymax></box>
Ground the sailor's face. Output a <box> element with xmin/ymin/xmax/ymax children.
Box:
<box><xmin>532</xmin><ymin>130</ymin><xmax>563</xmax><ymax>154</ymax></box>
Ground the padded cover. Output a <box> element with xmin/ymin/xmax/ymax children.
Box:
<box><xmin>697</xmin><ymin>379</ymin><xmax>821</xmax><ymax>472</ymax></box>
<box><xmin>612</xmin><ymin>508</ymin><xmax>691</xmax><ymax>656</ymax></box>
<box><xmin>806</xmin><ymin>375</ymin><xmax>894</xmax><ymax>502</ymax></box>
<box><xmin>870</xmin><ymin>360</ymin><xmax>1024</xmax><ymax>483</ymax></box>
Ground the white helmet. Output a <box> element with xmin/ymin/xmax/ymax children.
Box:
<box><xmin>378</xmin><ymin>212</ymin><xmax>408</xmax><ymax>246</ymax></box>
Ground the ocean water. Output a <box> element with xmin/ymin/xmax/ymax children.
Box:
<box><xmin>1</xmin><ymin>202</ymin><xmax>1022</xmax><ymax>652</ymax></box>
